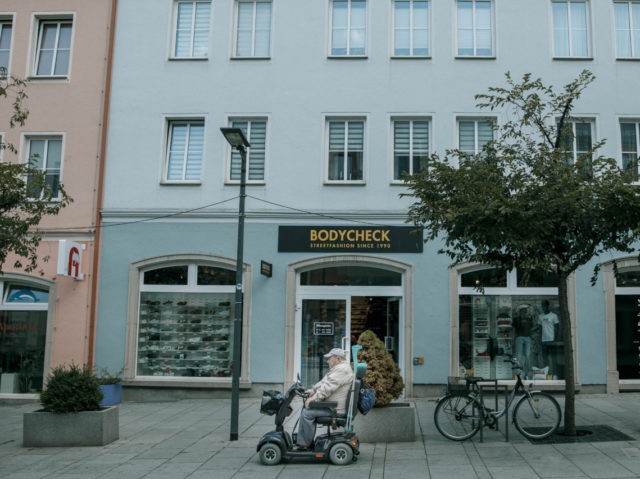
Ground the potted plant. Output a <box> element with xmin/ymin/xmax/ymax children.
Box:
<box><xmin>95</xmin><ymin>367</ymin><xmax>124</xmax><ymax>407</ymax></box>
<box><xmin>354</xmin><ymin>330</ymin><xmax>414</xmax><ymax>442</ymax></box>
<box><xmin>23</xmin><ymin>363</ymin><xmax>119</xmax><ymax>447</ymax></box>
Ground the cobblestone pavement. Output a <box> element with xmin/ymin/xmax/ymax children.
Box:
<box><xmin>2</xmin><ymin>393</ymin><xmax>640</xmax><ymax>478</ymax></box>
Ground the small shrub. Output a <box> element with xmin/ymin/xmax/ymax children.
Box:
<box><xmin>40</xmin><ymin>364</ymin><xmax>103</xmax><ymax>413</ymax></box>
<box><xmin>357</xmin><ymin>330</ymin><xmax>404</xmax><ymax>407</ymax></box>
<box><xmin>94</xmin><ymin>367</ymin><xmax>123</xmax><ymax>385</ymax></box>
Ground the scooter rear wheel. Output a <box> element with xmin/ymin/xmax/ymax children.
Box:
<box><xmin>259</xmin><ymin>443</ymin><xmax>282</xmax><ymax>465</ymax></box>
<box><xmin>329</xmin><ymin>443</ymin><xmax>354</xmax><ymax>465</ymax></box>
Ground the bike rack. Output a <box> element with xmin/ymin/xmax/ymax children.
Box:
<box><xmin>478</xmin><ymin>380</ymin><xmax>509</xmax><ymax>443</ymax></box>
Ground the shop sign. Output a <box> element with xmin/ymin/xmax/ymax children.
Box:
<box><xmin>260</xmin><ymin>260</ymin><xmax>272</xmax><ymax>277</ymax></box>
<box><xmin>313</xmin><ymin>322</ymin><xmax>334</xmax><ymax>336</ymax></box>
<box><xmin>278</xmin><ymin>226</ymin><xmax>423</xmax><ymax>253</ymax></box>
<box><xmin>56</xmin><ymin>240</ymin><xmax>85</xmax><ymax>280</ymax></box>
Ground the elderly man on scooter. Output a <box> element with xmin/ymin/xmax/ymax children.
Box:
<box><xmin>295</xmin><ymin>348</ymin><xmax>355</xmax><ymax>450</ymax></box>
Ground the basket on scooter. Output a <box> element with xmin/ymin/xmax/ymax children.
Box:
<box><xmin>260</xmin><ymin>390</ymin><xmax>284</xmax><ymax>415</ymax></box>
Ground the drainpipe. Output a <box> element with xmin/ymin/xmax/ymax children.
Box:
<box><xmin>87</xmin><ymin>0</ymin><xmax>118</xmax><ymax>369</ymax></box>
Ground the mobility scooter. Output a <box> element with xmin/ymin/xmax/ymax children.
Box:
<box><xmin>257</xmin><ymin>345</ymin><xmax>367</xmax><ymax>465</ymax></box>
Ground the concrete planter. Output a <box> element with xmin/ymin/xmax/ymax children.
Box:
<box><xmin>355</xmin><ymin>402</ymin><xmax>416</xmax><ymax>442</ymax></box>
<box><xmin>23</xmin><ymin>406</ymin><xmax>119</xmax><ymax>447</ymax></box>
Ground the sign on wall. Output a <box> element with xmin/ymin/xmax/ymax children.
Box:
<box><xmin>278</xmin><ymin>226</ymin><xmax>423</xmax><ymax>253</ymax></box>
<box><xmin>56</xmin><ymin>240</ymin><xmax>85</xmax><ymax>280</ymax></box>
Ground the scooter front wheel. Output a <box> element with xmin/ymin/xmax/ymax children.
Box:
<box><xmin>259</xmin><ymin>443</ymin><xmax>282</xmax><ymax>465</ymax></box>
<box><xmin>329</xmin><ymin>443</ymin><xmax>354</xmax><ymax>465</ymax></box>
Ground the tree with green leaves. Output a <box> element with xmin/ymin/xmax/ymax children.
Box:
<box><xmin>0</xmin><ymin>69</ymin><xmax>72</xmax><ymax>273</ymax></box>
<box><xmin>404</xmin><ymin>70</ymin><xmax>640</xmax><ymax>435</ymax></box>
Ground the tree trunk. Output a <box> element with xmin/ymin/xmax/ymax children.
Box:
<box><xmin>559</xmin><ymin>274</ymin><xmax>576</xmax><ymax>435</ymax></box>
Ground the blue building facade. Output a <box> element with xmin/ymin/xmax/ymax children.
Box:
<box><xmin>96</xmin><ymin>0</ymin><xmax>640</xmax><ymax>398</ymax></box>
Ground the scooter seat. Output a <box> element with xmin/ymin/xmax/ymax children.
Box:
<box><xmin>309</xmin><ymin>401</ymin><xmax>338</xmax><ymax>409</ymax></box>
<box><xmin>316</xmin><ymin>413</ymin><xmax>348</xmax><ymax>427</ymax></box>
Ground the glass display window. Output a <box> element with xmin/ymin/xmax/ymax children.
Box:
<box><xmin>0</xmin><ymin>281</ymin><xmax>49</xmax><ymax>393</ymax></box>
<box><xmin>458</xmin><ymin>267</ymin><xmax>561</xmax><ymax>381</ymax></box>
<box><xmin>136</xmin><ymin>263</ymin><xmax>235</xmax><ymax>379</ymax></box>
<box><xmin>614</xmin><ymin>270</ymin><xmax>640</xmax><ymax>380</ymax></box>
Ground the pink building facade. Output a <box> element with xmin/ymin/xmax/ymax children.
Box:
<box><xmin>0</xmin><ymin>0</ymin><xmax>115</xmax><ymax>395</ymax></box>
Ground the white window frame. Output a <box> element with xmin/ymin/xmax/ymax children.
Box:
<box><xmin>325</xmin><ymin>117</ymin><xmax>366</xmax><ymax>184</ymax></box>
<box><xmin>551</xmin><ymin>0</ymin><xmax>591</xmax><ymax>58</ymax></box>
<box><xmin>233</xmin><ymin>0</ymin><xmax>272</xmax><ymax>58</ymax></box>
<box><xmin>620</xmin><ymin>119</ymin><xmax>640</xmax><ymax>180</ymax></box>
<box><xmin>456</xmin><ymin>117</ymin><xmax>495</xmax><ymax>158</ymax></box>
<box><xmin>452</xmin><ymin>264</ymin><xmax>573</xmax><ymax>384</ymax></box>
<box><xmin>560</xmin><ymin>118</ymin><xmax>594</xmax><ymax>164</ymax></box>
<box><xmin>225</xmin><ymin>117</ymin><xmax>267</xmax><ymax>184</ymax></box>
<box><xmin>31</xmin><ymin>14</ymin><xmax>74</xmax><ymax>78</ymax></box>
<box><xmin>163</xmin><ymin>117</ymin><xmax>206</xmax><ymax>184</ymax></box>
<box><xmin>614</xmin><ymin>1</ymin><xmax>640</xmax><ymax>59</ymax></box>
<box><xmin>329</xmin><ymin>0</ymin><xmax>368</xmax><ymax>57</ymax></box>
<box><xmin>0</xmin><ymin>279</ymin><xmax>50</xmax><ymax>312</ymax></box>
<box><xmin>392</xmin><ymin>0</ymin><xmax>430</xmax><ymax>57</ymax></box>
<box><xmin>0</xmin><ymin>17</ymin><xmax>13</xmax><ymax>76</ymax></box>
<box><xmin>391</xmin><ymin>116</ymin><xmax>431</xmax><ymax>183</ymax></box>
<box><xmin>458</xmin><ymin>267</ymin><xmax>559</xmax><ymax>297</ymax></box>
<box><xmin>125</xmin><ymin>254</ymin><xmax>251</xmax><ymax>384</ymax></box>
<box><xmin>171</xmin><ymin>0</ymin><xmax>211</xmax><ymax>59</ymax></box>
<box><xmin>455</xmin><ymin>0</ymin><xmax>494</xmax><ymax>58</ymax></box>
<box><xmin>23</xmin><ymin>133</ymin><xmax>64</xmax><ymax>200</ymax></box>
<box><xmin>603</xmin><ymin>258</ymin><xmax>640</xmax><ymax>392</ymax></box>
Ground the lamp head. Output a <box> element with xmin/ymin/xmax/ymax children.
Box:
<box><xmin>220</xmin><ymin>127</ymin><xmax>250</xmax><ymax>149</ymax></box>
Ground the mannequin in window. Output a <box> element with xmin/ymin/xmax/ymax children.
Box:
<box><xmin>537</xmin><ymin>300</ymin><xmax>560</xmax><ymax>376</ymax></box>
<box><xmin>514</xmin><ymin>304</ymin><xmax>534</xmax><ymax>378</ymax></box>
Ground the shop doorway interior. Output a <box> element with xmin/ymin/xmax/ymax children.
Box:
<box><xmin>299</xmin><ymin>295</ymin><xmax>400</xmax><ymax>385</ymax></box>
<box><xmin>351</xmin><ymin>296</ymin><xmax>400</xmax><ymax>362</ymax></box>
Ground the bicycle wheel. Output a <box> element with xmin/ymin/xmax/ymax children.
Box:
<box><xmin>512</xmin><ymin>391</ymin><xmax>561</xmax><ymax>440</ymax></box>
<box><xmin>433</xmin><ymin>394</ymin><xmax>483</xmax><ymax>441</ymax></box>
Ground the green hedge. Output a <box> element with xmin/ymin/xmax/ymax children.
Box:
<box><xmin>40</xmin><ymin>364</ymin><xmax>103</xmax><ymax>413</ymax></box>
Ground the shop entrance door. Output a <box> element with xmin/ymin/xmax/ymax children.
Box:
<box><xmin>297</xmin><ymin>296</ymin><xmax>350</xmax><ymax>386</ymax></box>
<box><xmin>296</xmin><ymin>293</ymin><xmax>403</xmax><ymax>386</ymax></box>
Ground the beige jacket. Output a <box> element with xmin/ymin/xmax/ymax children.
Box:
<box><xmin>313</xmin><ymin>360</ymin><xmax>354</xmax><ymax>414</ymax></box>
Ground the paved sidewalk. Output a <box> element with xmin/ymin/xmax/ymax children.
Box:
<box><xmin>2</xmin><ymin>393</ymin><xmax>640</xmax><ymax>478</ymax></box>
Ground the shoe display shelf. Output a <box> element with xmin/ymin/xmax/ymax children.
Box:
<box><xmin>137</xmin><ymin>300</ymin><xmax>232</xmax><ymax>378</ymax></box>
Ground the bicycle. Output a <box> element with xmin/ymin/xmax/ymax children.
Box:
<box><xmin>434</xmin><ymin>357</ymin><xmax>561</xmax><ymax>441</ymax></box>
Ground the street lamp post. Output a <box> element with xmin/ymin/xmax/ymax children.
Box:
<box><xmin>220</xmin><ymin>127</ymin><xmax>250</xmax><ymax>441</ymax></box>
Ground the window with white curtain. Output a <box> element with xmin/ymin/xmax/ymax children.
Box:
<box><xmin>228</xmin><ymin>119</ymin><xmax>266</xmax><ymax>182</ymax></box>
<box><xmin>393</xmin><ymin>0</ymin><xmax>429</xmax><ymax>57</ymax></box>
<box><xmin>456</xmin><ymin>0</ymin><xmax>493</xmax><ymax>57</ymax></box>
<box><xmin>621</xmin><ymin>121</ymin><xmax>640</xmax><ymax>180</ymax></box>
<box><xmin>331</xmin><ymin>0</ymin><xmax>367</xmax><ymax>56</ymax></box>
<box><xmin>458</xmin><ymin>119</ymin><xmax>493</xmax><ymax>157</ymax></box>
<box><xmin>393</xmin><ymin>118</ymin><xmax>429</xmax><ymax>180</ymax></box>
<box><xmin>614</xmin><ymin>1</ymin><xmax>640</xmax><ymax>58</ymax></box>
<box><xmin>552</xmin><ymin>0</ymin><xmax>590</xmax><ymax>58</ymax></box>
<box><xmin>327</xmin><ymin>119</ymin><xmax>365</xmax><ymax>181</ymax></box>
<box><xmin>0</xmin><ymin>20</ymin><xmax>12</xmax><ymax>76</ymax></box>
<box><xmin>26</xmin><ymin>136</ymin><xmax>63</xmax><ymax>199</ymax></box>
<box><xmin>165</xmin><ymin>119</ymin><xmax>205</xmax><ymax>182</ymax></box>
<box><xmin>173</xmin><ymin>1</ymin><xmax>211</xmax><ymax>58</ymax></box>
<box><xmin>34</xmin><ymin>19</ymin><xmax>72</xmax><ymax>77</ymax></box>
<box><xmin>235</xmin><ymin>0</ymin><xmax>272</xmax><ymax>57</ymax></box>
